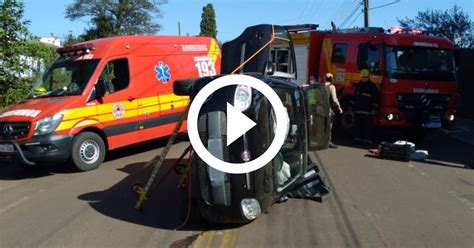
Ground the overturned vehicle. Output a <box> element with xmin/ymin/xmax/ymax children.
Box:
<box><xmin>175</xmin><ymin>25</ymin><xmax>331</xmax><ymax>223</ymax></box>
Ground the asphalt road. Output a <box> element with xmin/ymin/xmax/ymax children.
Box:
<box><xmin>0</xmin><ymin>131</ymin><xmax>473</xmax><ymax>248</ymax></box>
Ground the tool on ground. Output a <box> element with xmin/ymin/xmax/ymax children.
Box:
<box><xmin>133</xmin><ymin>106</ymin><xmax>190</xmax><ymax>210</ymax></box>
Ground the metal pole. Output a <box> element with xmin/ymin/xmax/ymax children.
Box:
<box><xmin>178</xmin><ymin>22</ymin><xmax>181</xmax><ymax>36</ymax></box>
<box><xmin>364</xmin><ymin>0</ymin><xmax>369</xmax><ymax>28</ymax></box>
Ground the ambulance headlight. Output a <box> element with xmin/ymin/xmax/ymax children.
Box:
<box><xmin>34</xmin><ymin>114</ymin><xmax>63</xmax><ymax>136</ymax></box>
<box><xmin>241</xmin><ymin>198</ymin><xmax>261</xmax><ymax>220</ymax></box>
<box><xmin>234</xmin><ymin>85</ymin><xmax>252</xmax><ymax>111</ymax></box>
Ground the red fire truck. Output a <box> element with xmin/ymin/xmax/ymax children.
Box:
<box><xmin>291</xmin><ymin>26</ymin><xmax>457</xmax><ymax>134</ymax></box>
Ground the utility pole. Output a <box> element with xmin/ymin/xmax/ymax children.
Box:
<box><xmin>363</xmin><ymin>0</ymin><xmax>369</xmax><ymax>28</ymax></box>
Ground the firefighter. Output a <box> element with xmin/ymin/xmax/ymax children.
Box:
<box><xmin>352</xmin><ymin>69</ymin><xmax>380</xmax><ymax>144</ymax></box>
<box><xmin>323</xmin><ymin>73</ymin><xmax>343</xmax><ymax>148</ymax></box>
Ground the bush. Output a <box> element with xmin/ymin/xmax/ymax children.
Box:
<box><xmin>0</xmin><ymin>78</ymin><xmax>34</xmax><ymax>107</ymax></box>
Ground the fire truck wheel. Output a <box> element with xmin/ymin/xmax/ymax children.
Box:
<box><xmin>341</xmin><ymin>111</ymin><xmax>356</xmax><ymax>133</ymax></box>
<box><xmin>70</xmin><ymin>132</ymin><xmax>106</xmax><ymax>171</ymax></box>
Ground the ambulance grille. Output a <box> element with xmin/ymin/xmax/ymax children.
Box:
<box><xmin>0</xmin><ymin>122</ymin><xmax>30</xmax><ymax>140</ymax></box>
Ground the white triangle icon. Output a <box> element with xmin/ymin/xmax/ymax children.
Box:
<box><xmin>226</xmin><ymin>102</ymin><xmax>257</xmax><ymax>146</ymax></box>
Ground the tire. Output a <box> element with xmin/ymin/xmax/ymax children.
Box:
<box><xmin>70</xmin><ymin>132</ymin><xmax>106</xmax><ymax>171</ymax></box>
<box><xmin>340</xmin><ymin>110</ymin><xmax>356</xmax><ymax>136</ymax></box>
<box><xmin>173</xmin><ymin>79</ymin><xmax>195</xmax><ymax>96</ymax></box>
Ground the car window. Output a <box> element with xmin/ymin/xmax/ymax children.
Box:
<box><xmin>98</xmin><ymin>58</ymin><xmax>130</xmax><ymax>94</ymax></box>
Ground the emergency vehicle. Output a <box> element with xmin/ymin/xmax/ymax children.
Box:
<box><xmin>0</xmin><ymin>35</ymin><xmax>221</xmax><ymax>171</ymax></box>
<box><xmin>290</xmin><ymin>25</ymin><xmax>457</xmax><ymax>133</ymax></box>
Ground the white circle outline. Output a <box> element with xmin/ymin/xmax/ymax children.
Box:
<box><xmin>187</xmin><ymin>74</ymin><xmax>288</xmax><ymax>174</ymax></box>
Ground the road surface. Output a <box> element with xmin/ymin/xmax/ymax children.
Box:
<box><xmin>1</xmin><ymin>131</ymin><xmax>473</xmax><ymax>248</ymax></box>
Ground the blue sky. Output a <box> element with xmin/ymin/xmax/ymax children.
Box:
<box><xmin>23</xmin><ymin>0</ymin><xmax>473</xmax><ymax>42</ymax></box>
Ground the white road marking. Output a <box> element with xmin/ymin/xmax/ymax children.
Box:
<box><xmin>0</xmin><ymin>196</ymin><xmax>30</xmax><ymax>215</ymax></box>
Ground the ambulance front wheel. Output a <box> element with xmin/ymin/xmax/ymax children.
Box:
<box><xmin>70</xmin><ymin>132</ymin><xmax>106</xmax><ymax>171</ymax></box>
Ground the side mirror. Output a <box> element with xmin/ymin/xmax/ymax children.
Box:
<box><xmin>95</xmin><ymin>80</ymin><xmax>106</xmax><ymax>99</ymax></box>
<box><xmin>264</xmin><ymin>61</ymin><xmax>275</xmax><ymax>76</ymax></box>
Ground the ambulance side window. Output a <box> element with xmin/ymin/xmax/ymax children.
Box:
<box><xmin>331</xmin><ymin>43</ymin><xmax>348</xmax><ymax>64</ymax></box>
<box><xmin>98</xmin><ymin>58</ymin><xmax>130</xmax><ymax>94</ymax></box>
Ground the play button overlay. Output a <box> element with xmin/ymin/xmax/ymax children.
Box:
<box><xmin>187</xmin><ymin>74</ymin><xmax>288</xmax><ymax>174</ymax></box>
<box><xmin>226</xmin><ymin>102</ymin><xmax>256</xmax><ymax>146</ymax></box>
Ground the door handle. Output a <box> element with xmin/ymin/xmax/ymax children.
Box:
<box><xmin>127</xmin><ymin>96</ymin><xmax>136</xmax><ymax>101</ymax></box>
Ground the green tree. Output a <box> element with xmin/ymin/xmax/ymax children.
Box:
<box><xmin>0</xmin><ymin>0</ymin><xmax>55</xmax><ymax>107</ymax></box>
<box><xmin>63</xmin><ymin>31</ymin><xmax>83</xmax><ymax>46</ymax></box>
<box><xmin>398</xmin><ymin>4</ymin><xmax>473</xmax><ymax>48</ymax></box>
<box><xmin>0</xmin><ymin>0</ymin><xmax>30</xmax><ymax>82</ymax></box>
<box><xmin>199</xmin><ymin>3</ymin><xmax>217</xmax><ymax>38</ymax></box>
<box><xmin>65</xmin><ymin>0</ymin><xmax>168</xmax><ymax>40</ymax></box>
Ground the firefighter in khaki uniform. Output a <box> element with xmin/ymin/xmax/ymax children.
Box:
<box><xmin>323</xmin><ymin>73</ymin><xmax>343</xmax><ymax>148</ymax></box>
<box><xmin>352</xmin><ymin>69</ymin><xmax>380</xmax><ymax>144</ymax></box>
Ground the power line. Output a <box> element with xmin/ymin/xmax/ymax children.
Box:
<box><xmin>301</xmin><ymin>0</ymin><xmax>319</xmax><ymax>23</ymax></box>
<box><xmin>304</xmin><ymin>0</ymin><xmax>324</xmax><ymax>23</ymax></box>
<box><xmin>340</xmin><ymin>2</ymin><xmax>362</xmax><ymax>28</ymax></box>
<box><xmin>370</xmin><ymin>0</ymin><xmax>400</xmax><ymax>10</ymax></box>
<box><xmin>347</xmin><ymin>10</ymin><xmax>363</xmax><ymax>27</ymax></box>
<box><xmin>336</xmin><ymin>0</ymin><xmax>359</xmax><ymax>26</ymax></box>
<box><xmin>334</xmin><ymin>0</ymin><xmax>355</xmax><ymax>24</ymax></box>
<box><xmin>297</xmin><ymin>0</ymin><xmax>311</xmax><ymax>22</ymax></box>
<box><xmin>340</xmin><ymin>1</ymin><xmax>361</xmax><ymax>26</ymax></box>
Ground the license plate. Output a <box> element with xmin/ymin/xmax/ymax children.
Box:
<box><xmin>0</xmin><ymin>144</ymin><xmax>14</xmax><ymax>153</ymax></box>
<box><xmin>429</xmin><ymin>115</ymin><xmax>441</xmax><ymax>122</ymax></box>
<box><xmin>425</xmin><ymin>115</ymin><xmax>441</xmax><ymax>128</ymax></box>
<box><xmin>425</xmin><ymin>122</ymin><xmax>442</xmax><ymax>128</ymax></box>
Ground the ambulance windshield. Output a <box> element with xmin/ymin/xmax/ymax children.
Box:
<box><xmin>27</xmin><ymin>59</ymin><xmax>100</xmax><ymax>98</ymax></box>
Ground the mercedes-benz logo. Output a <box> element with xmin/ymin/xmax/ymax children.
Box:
<box><xmin>2</xmin><ymin>124</ymin><xmax>13</xmax><ymax>136</ymax></box>
<box><xmin>420</xmin><ymin>94</ymin><xmax>431</xmax><ymax>106</ymax></box>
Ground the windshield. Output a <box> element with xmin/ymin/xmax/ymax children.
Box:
<box><xmin>269</xmin><ymin>27</ymin><xmax>296</xmax><ymax>78</ymax></box>
<box><xmin>385</xmin><ymin>46</ymin><xmax>455</xmax><ymax>81</ymax></box>
<box><xmin>27</xmin><ymin>59</ymin><xmax>100</xmax><ymax>98</ymax></box>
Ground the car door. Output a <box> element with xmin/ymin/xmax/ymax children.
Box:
<box><xmin>271</xmin><ymin>86</ymin><xmax>306</xmax><ymax>193</ymax></box>
<box><xmin>96</xmin><ymin>58</ymin><xmax>139</xmax><ymax>148</ymax></box>
<box><xmin>303</xmin><ymin>84</ymin><xmax>330</xmax><ymax>150</ymax></box>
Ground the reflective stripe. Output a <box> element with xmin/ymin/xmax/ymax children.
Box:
<box><xmin>56</xmin><ymin>93</ymin><xmax>188</xmax><ymax>131</ymax></box>
<box><xmin>208</xmin><ymin>39</ymin><xmax>220</xmax><ymax>63</ymax></box>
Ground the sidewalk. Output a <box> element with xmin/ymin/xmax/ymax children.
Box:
<box><xmin>440</xmin><ymin>117</ymin><xmax>474</xmax><ymax>146</ymax></box>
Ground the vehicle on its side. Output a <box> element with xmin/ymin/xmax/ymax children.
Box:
<box><xmin>290</xmin><ymin>25</ymin><xmax>457</xmax><ymax>135</ymax></box>
<box><xmin>0</xmin><ymin>36</ymin><xmax>221</xmax><ymax>171</ymax></box>
<box><xmin>174</xmin><ymin>24</ymin><xmax>330</xmax><ymax>223</ymax></box>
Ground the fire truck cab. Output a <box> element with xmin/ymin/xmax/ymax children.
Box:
<box><xmin>0</xmin><ymin>36</ymin><xmax>221</xmax><ymax>171</ymax></box>
<box><xmin>292</xmin><ymin>26</ymin><xmax>457</xmax><ymax>132</ymax></box>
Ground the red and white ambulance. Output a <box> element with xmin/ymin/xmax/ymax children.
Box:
<box><xmin>0</xmin><ymin>35</ymin><xmax>221</xmax><ymax>171</ymax></box>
